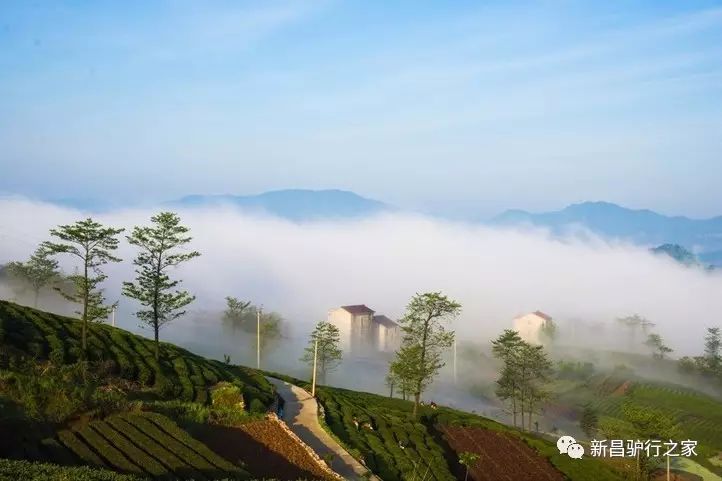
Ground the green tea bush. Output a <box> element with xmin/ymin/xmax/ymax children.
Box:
<box><xmin>90</xmin><ymin>421</ymin><xmax>168</xmax><ymax>478</ymax></box>
<box><xmin>0</xmin><ymin>300</ymin><xmax>275</xmax><ymax>418</ymax></box>
<box><xmin>140</xmin><ymin>412</ymin><xmax>247</xmax><ymax>476</ymax></box>
<box><xmin>57</xmin><ymin>430</ymin><xmax>107</xmax><ymax>467</ymax></box>
<box><xmin>46</xmin><ymin>336</ymin><xmax>65</xmax><ymax>365</ymax></box>
<box><xmin>147</xmin><ymin>400</ymin><xmax>210</xmax><ymax>424</ymax></box>
<box><xmin>75</xmin><ymin>425</ymin><xmax>144</xmax><ymax>475</ymax></box>
<box><xmin>0</xmin><ymin>459</ymin><xmax>143</xmax><ymax>481</ymax></box>
<box><xmin>105</xmin><ymin>416</ymin><xmax>201</xmax><ymax>480</ymax></box>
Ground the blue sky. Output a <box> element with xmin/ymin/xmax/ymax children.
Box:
<box><xmin>1</xmin><ymin>1</ymin><xmax>721</xmax><ymax>218</ymax></box>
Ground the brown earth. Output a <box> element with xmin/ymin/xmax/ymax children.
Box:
<box><xmin>612</xmin><ymin>380</ymin><xmax>633</xmax><ymax>396</ymax></box>
<box><xmin>439</xmin><ymin>425</ymin><xmax>565</xmax><ymax>481</ymax></box>
<box><xmin>192</xmin><ymin>419</ymin><xmax>334</xmax><ymax>481</ymax></box>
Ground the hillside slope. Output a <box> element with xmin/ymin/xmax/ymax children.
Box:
<box><xmin>266</xmin><ymin>373</ymin><xmax>627</xmax><ymax>481</ymax></box>
<box><xmin>0</xmin><ymin>300</ymin><xmax>274</xmax><ymax>407</ymax></box>
<box><xmin>0</xmin><ymin>301</ymin><xmax>334</xmax><ymax>480</ymax></box>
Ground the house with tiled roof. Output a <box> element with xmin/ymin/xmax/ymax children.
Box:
<box><xmin>513</xmin><ymin>310</ymin><xmax>554</xmax><ymax>344</ymax></box>
<box><xmin>328</xmin><ymin>305</ymin><xmax>401</xmax><ymax>354</ymax></box>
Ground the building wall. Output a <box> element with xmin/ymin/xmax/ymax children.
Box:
<box><xmin>376</xmin><ymin>324</ymin><xmax>401</xmax><ymax>352</ymax></box>
<box><xmin>350</xmin><ymin>313</ymin><xmax>374</xmax><ymax>354</ymax></box>
<box><xmin>328</xmin><ymin>308</ymin><xmax>353</xmax><ymax>352</ymax></box>
<box><xmin>328</xmin><ymin>309</ymin><xmax>376</xmax><ymax>354</ymax></box>
<box><xmin>513</xmin><ymin>313</ymin><xmax>547</xmax><ymax>344</ymax></box>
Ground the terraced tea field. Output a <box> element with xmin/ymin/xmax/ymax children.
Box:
<box><xmin>316</xmin><ymin>387</ymin><xmax>455</xmax><ymax>481</ymax></box>
<box><xmin>57</xmin><ymin>412</ymin><xmax>248</xmax><ymax>480</ymax></box>
<box><xmin>0</xmin><ymin>300</ymin><xmax>274</xmax><ymax>407</ymax></box>
<box><xmin>312</xmin><ymin>384</ymin><xmax>626</xmax><ymax>481</ymax></box>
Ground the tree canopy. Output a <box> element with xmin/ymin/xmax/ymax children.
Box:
<box><xmin>42</xmin><ymin>218</ymin><xmax>124</xmax><ymax>351</ymax></box>
<box><xmin>122</xmin><ymin>212</ymin><xmax>200</xmax><ymax>359</ymax></box>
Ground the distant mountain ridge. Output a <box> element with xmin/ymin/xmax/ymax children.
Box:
<box><xmin>492</xmin><ymin>201</ymin><xmax>722</xmax><ymax>262</ymax></box>
<box><xmin>169</xmin><ymin>189</ymin><xmax>390</xmax><ymax>221</ymax></box>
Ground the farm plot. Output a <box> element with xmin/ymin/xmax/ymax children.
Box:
<box><xmin>439</xmin><ymin>425</ymin><xmax>565</xmax><ymax>481</ymax></box>
<box><xmin>193</xmin><ymin>418</ymin><xmax>335</xmax><ymax>481</ymax></box>
<box><xmin>56</xmin><ymin>412</ymin><xmax>248</xmax><ymax>480</ymax></box>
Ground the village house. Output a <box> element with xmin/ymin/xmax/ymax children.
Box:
<box><xmin>328</xmin><ymin>305</ymin><xmax>401</xmax><ymax>355</ymax></box>
<box><xmin>513</xmin><ymin>310</ymin><xmax>554</xmax><ymax>344</ymax></box>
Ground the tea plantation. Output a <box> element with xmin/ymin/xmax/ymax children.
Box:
<box><xmin>55</xmin><ymin>412</ymin><xmax>248</xmax><ymax>480</ymax></box>
<box><xmin>265</xmin><ymin>374</ymin><xmax>628</xmax><ymax>481</ymax></box>
<box><xmin>0</xmin><ymin>301</ymin><xmax>306</xmax><ymax>480</ymax></box>
<box><xmin>0</xmin><ymin>300</ymin><xmax>274</xmax><ymax>408</ymax></box>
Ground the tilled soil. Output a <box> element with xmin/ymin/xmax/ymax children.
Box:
<box><xmin>439</xmin><ymin>425</ymin><xmax>565</xmax><ymax>481</ymax></box>
<box><xmin>193</xmin><ymin>419</ymin><xmax>335</xmax><ymax>481</ymax></box>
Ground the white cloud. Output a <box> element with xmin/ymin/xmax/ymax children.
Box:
<box><xmin>1</xmin><ymin>197</ymin><xmax>720</xmax><ymax>357</ymax></box>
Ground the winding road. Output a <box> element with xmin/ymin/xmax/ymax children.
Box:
<box><xmin>266</xmin><ymin>377</ymin><xmax>379</xmax><ymax>481</ymax></box>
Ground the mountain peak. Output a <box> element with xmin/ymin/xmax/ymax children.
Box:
<box><xmin>492</xmin><ymin>201</ymin><xmax>722</xmax><ymax>260</ymax></box>
<box><xmin>172</xmin><ymin>189</ymin><xmax>390</xmax><ymax>221</ymax></box>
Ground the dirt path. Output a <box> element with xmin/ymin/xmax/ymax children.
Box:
<box><xmin>266</xmin><ymin>377</ymin><xmax>378</xmax><ymax>481</ymax></box>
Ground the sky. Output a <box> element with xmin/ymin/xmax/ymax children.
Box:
<box><xmin>1</xmin><ymin>0</ymin><xmax>721</xmax><ymax>218</ymax></box>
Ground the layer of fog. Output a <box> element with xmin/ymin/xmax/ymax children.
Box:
<box><xmin>2</xmin><ymin>196</ymin><xmax>722</xmax><ymax>401</ymax></box>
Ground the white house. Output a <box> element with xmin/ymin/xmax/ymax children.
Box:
<box><xmin>513</xmin><ymin>310</ymin><xmax>553</xmax><ymax>344</ymax></box>
<box><xmin>372</xmin><ymin>315</ymin><xmax>401</xmax><ymax>352</ymax></box>
<box><xmin>328</xmin><ymin>305</ymin><xmax>401</xmax><ymax>355</ymax></box>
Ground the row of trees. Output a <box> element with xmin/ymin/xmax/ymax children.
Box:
<box><xmin>491</xmin><ymin>330</ymin><xmax>553</xmax><ymax>431</ymax></box>
<box><xmin>679</xmin><ymin>327</ymin><xmax>722</xmax><ymax>379</ymax></box>
<box><xmin>4</xmin><ymin>247</ymin><xmax>64</xmax><ymax>308</ymax></box>
<box><xmin>222</xmin><ymin>296</ymin><xmax>283</xmax><ymax>364</ymax></box>
<box><xmin>9</xmin><ymin>213</ymin><xmax>200</xmax><ymax>360</ymax></box>
<box><xmin>616</xmin><ymin>314</ymin><xmax>673</xmax><ymax>359</ymax></box>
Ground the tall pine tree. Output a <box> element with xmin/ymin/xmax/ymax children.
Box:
<box><xmin>42</xmin><ymin>218</ymin><xmax>124</xmax><ymax>351</ymax></box>
<box><xmin>123</xmin><ymin>212</ymin><xmax>200</xmax><ymax>359</ymax></box>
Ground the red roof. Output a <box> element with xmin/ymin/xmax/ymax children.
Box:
<box><xmin>533</xmin><ymin>310</ymin><xmax>552</xmax><ymax>321</ymax></box>
<box><xmin>341</xmin><ymin>304</ymin><xmax>375</xmax><ymax>315</ymax></box>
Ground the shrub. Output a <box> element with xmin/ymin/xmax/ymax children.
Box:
<box><xmin>211</xmin><ymin>382</ymin><xmax>245</xmax><ymax>410</ymax></box>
